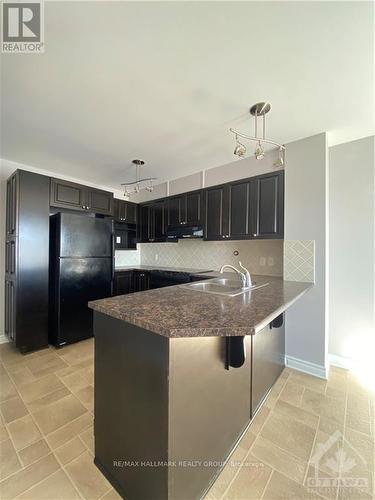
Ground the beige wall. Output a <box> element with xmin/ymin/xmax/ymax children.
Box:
<box><xmin>284</xmin><ymin>133</ymin><xmax>328</xmax><ymax>376</ymax></box>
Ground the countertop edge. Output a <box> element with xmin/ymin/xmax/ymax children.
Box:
<box><xmin>89</xmin><ymin>281</ymin><xmax>313</xmax><ymax>338</ymax></box>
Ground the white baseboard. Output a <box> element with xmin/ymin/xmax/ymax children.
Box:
<box><xmin>0</xmin><ymin>334</ymin><xmax>9</xmax><ymax>345</ymax></box>
<box><xmin>328</xmin><ymin>353</ymin><xmax>355</xmax><ymax>371</ymax></box>
<box><xmin>285</xmin><ymin>355</ymin><xmax>328</xmax><ymax>380</ymax></box>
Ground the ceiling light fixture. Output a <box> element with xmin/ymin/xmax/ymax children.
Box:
<box><xmin>121</xmin><ymin>160</ymin><xmax>157</xmax><ymax>201</ymax></box>
<box><xmin>230</xmin><ymin>102</ymin><xmax>286</xmax><ymax>163</ymax></box>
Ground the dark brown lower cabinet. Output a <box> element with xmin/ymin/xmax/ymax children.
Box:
<box><xmin>251</xmin><ymin>314</ymin><xmax>285</xmax><ymax>415</ymax></box>
<box><xmin>113</xmin><ymin>270</ymin><xmax>150</xmax><ymax>296</ymax></box>
<box><xmin>134</xmin><ymin>271</ymin><xmax>150</xmax><ymax>292</ymax></box>
<box><xmin>113</xmin><ymin>271</ymin><xmax>134</xmax><ymax>296</ymax></box>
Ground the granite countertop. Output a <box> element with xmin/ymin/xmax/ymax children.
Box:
<box><xmin>114</xmin><ymin>266</ymin><xmax>213</xmax><ymax>274</ymax></box>
<box><xmin>89</xmin><ymin>274</ymin><xmax>312</xmax><ymax>338</ymax></box>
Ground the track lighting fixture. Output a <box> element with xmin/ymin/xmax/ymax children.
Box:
<box><xmin>230</xmin><ymin>102</ymin><xmax>286</xmax><ymax>163</ymax></box>
<box><xmin>121</xmin><ymin>160</ymin><xmax>157</xmax><ymax>200</ymax></box>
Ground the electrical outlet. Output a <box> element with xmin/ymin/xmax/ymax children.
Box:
<box><xmin>260</xmin><ymin>257</ymin><xmax>266</xmax><ymax>266</ymax></box>
<box><xmin>267</xmin><ymin>257</ymin><xmax>274</xmax><ymax>266</ymax></box>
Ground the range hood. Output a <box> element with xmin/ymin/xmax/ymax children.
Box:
<box><xmin>166</xmin><ymin>224</ymin><xmax>204</xmax><ymax>241</ymax></box>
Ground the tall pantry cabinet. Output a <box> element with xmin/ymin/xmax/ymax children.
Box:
<box><xmin>4</xmin><ymin>170</ymin><xmax>50</xmax><ymax>352</ymax></box>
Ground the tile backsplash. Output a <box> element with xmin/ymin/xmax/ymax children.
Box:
<box><xmin>138</xmin><ymin>239</ymin><xmax>283</xmax><ymax>276</ymax></box>
<box><xmin>283</xmin><ymin>240</ymin><xmax>315</xmax><ymax>282</ymax></box>
<box><xmin>115</xmin><ymin>248</ymin><xmax>141</xmax><ymax>267</ymax></box>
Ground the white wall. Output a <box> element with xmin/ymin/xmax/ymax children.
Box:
<box><xmin>284</xmin><ymin>133</ymin><xmax>328</xmax><ymax>375</ymax></box>
<box><xmin>329</xmin><ymin>136</ymin><xmax>375</xmax><ymax>364</ymax></box>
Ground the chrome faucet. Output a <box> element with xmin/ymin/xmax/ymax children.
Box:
<box><xmin>219</xmin><ymin>261</ymin><xmax>252</xmax><ymax>289</ymax></box>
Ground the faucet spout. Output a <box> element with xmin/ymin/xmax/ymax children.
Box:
<box><xmin>219</xmin><ymin>263</ymin><xmax>252</xmax><ymax>289</ymax></box>
<box><xmin>238</xmin><ymin>261</ymin><xmax>252</xmax><ymax>287</ymax></box>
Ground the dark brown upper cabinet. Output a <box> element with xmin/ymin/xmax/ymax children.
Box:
<box><xmin>204</xmin><ymin>171</ymin><xmax>284</xmax><ymax>241</ymax></box>
<box><xmin>204</xmin><ymin>185</ymin><xmax>228</xmax><ymax>240</ymax></box>
<box><xmin>50</xmin><ymin>178</ymin><xmax>113</xmax><ymax>216</ymax></box>
<box><xmin>87</xmin><ymin>188</ymin><xmax>113</xmax><ymax>216</ymax></box>
<box><xmin>139</xmin><ymin>199</ymin><xmax>166</xmax><ymax>243</ymax></box>
<box><xmin>114</xmin><ymin>199</ymin><xmax>138</xmax><ymax>224</ymax></box>
<box><xmin>185</xmin><ymin>190</ymin><xmax>203</xmax><ymax>225</ymax></box>
<box><xmin>250</xmin><ymin>171</ymin><xmax>284</xmax><ymax>239</ymax></box>
<box><xmin>167</xmin><ymin>190</ymin><xmax>203</xmax><ymax>227</ymax></box>
<box><xmin>228</xmin><ymin>180</ymin><xmax>251</xmax><ymax>239</ymax></box>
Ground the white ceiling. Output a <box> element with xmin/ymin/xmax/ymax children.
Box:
<box><xmin>1</xmin><ymin>1</ymin><xmax>374</xmax><ymax>190</ymax></box>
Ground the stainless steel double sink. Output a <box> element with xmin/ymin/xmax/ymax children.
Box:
<box><xmin>181</xmin><ymin>277</ymin><xmax>268</xmax><ymax>297</ymax></box>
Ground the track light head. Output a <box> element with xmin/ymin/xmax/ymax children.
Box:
<box><xmin>233</xmin><ymin>134</ymin><xmax>247</xmax><ymax>158</ymax></box>
<box><xmin>254</xmin><ymin>141</ymin><xmax>265</xmax><ymax>160</ymax></box>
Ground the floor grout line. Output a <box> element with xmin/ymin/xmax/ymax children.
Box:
<box><xmin>259</xmin><ymin>468</ymin><xmax>274</xmax><ymax>500</ymax></box>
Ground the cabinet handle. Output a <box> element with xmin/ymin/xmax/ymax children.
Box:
<box><xmin>253</xmin><ymin>233</ymin><xmax>257</xmax><ymax>237</ymax></box>
<box><xmin>82</xmin><ymin>205</ymin><xmax>85</xmax><ymax>209</ymax></box>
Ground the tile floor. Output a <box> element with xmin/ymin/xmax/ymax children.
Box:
<box><xmin>0</xmin><ymin>339</ymin><xmax>374</xmax><ymax>500</ymax></box>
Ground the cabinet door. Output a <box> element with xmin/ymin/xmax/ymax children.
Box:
<box><xmin>251</xmin><ymin>172</ymin><xmax>284</xmax><ymax>239</ymax></box>
<box><xmin>139</xmin><ymin>205</ymin><xmax>151</xmax><ymax>242</ymax></box>
<box><xmin>167</xmin><ymin>196</ymin><xmax>183</xmax><ymax>227</ymax></box>
<box><xmin>152</xmin><ymin>200</ymin><xmax>166</xmax><ymax>242</ymax></box>
<box><xmin>6</xmin><ymin>173</ymin><xmax>18</xmax><ymax>236</ymax></box>
<box><xmin>5</xmin><ymin>238</ymin><xmax>17</xmax><ymax>277</ymax></box>
<box><xmin>136</xmin><ymin>272</ymin><xmax>150</xmax><ymax>292</ymax></box>
<box><xmin>4</xmin><ymin>279</ymin><xmax>16</xmax><ymax>341</ymax></box>
<box><xmin>125</xmin><ymin>202</ymin><xmax>137</xmax><ymax>224</ymax></box>
<box><xmin>204</xmin><ymin>186</ymin><xmax>228</xmax><ymax>240</ymax></box>
<box><xmin>251</xmin><ymin>315</ymin><xmax>285</xmax><ymax>416</ymax></box>
<box><xmin>114</xmin><ymin>272</ymin><xmax>134</xmax><ymax>296</ymax></box>
<box><xmin>87</xmin><ymin>188</ymin><xmax>113</xmax><ymax>216</ymax></box>
<box><xmin>114</xmin><ymin>199</ymin><xmax>126</xmax><ymax>221</ymax></box>
<box><xmin>50</xmin><ymin>178</ymin><xmax>87</xmax><ymax>211</ymax></box>
<box><xmin>228</xmin><ymin>181</ymin><xmax>250</xmax><ymax>239</ymax></box>
<box><xmin>185</xmin><ymin>191</ymin><xmax>203</xmax><ymax>225</ymax></box>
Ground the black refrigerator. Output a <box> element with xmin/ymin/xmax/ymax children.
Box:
<box><xmin>49</xmin><ymin>212</ymin><xmax>113</xmax><ymax>347</ymax></box>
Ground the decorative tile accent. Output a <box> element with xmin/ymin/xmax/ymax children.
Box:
<box><xmin>283</xmin><ymin>240</ymin><xmax>315</xmax><ymax>282</ymax></box>
<box><xmin>139</xmin><ymin>239</ymin><xmax>284</xmax><ymax>276</ymax></box>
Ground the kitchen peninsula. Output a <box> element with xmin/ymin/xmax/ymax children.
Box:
<box><xmin>89</xmin><ymin>275</ymin><xmax>312</xmax><ymax>500</ymax></box>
